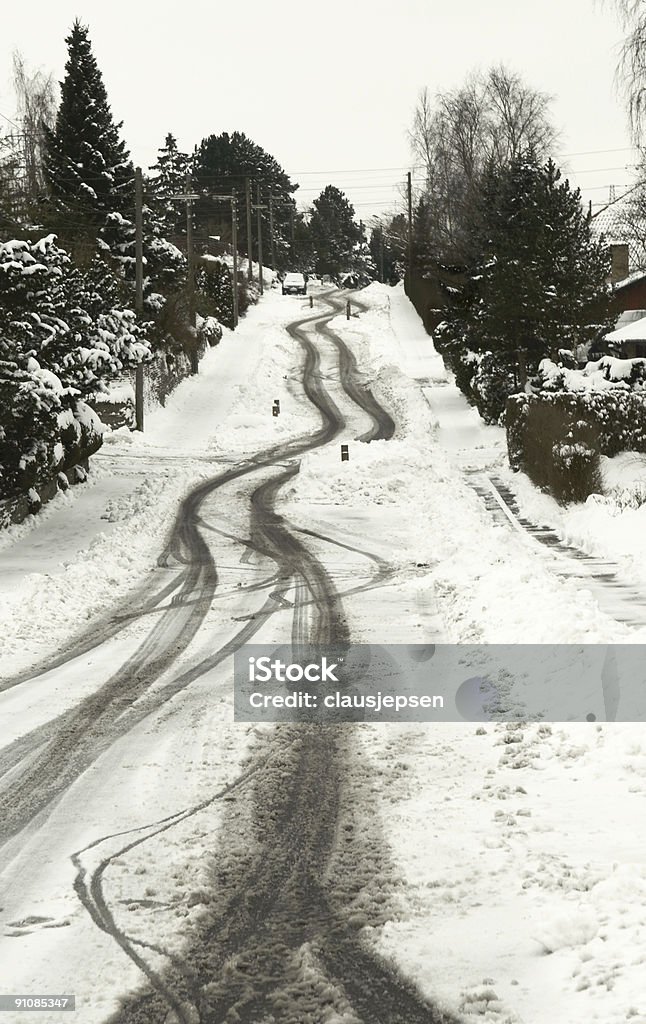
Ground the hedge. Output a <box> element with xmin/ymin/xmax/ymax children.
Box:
<box><xmin>505</xmin><ymin>389</ymin><xmax>646</xmax><ymax>502</ymax></box>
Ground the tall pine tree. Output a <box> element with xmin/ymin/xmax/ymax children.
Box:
<box><xmin>44</xmin><ymin>21</ymin><xmax>133</xmax><ymax>237</ymax></box>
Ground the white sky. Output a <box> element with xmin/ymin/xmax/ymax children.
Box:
<box><xmin>0</xmin><ymin>0</ymin><xmax>638</xmax><ymax>224</ymax></box>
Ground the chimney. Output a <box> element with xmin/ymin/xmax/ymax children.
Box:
<box><xmin>609</xmin><ymin>243</ymin><xmax>630</xmax><ymax>284</ymax></box>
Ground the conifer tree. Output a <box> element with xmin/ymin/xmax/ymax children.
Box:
<box><xmin>149</xmin><ymin>133</ymin><xmax>192</xmax><ymax>238</ymax></box>
<box><xmin>308</xmin><ymin>186</ymin><xmax>361</xmax><ymax>278</ymax></box>
<box><xmin>439</xmin><ymin>152</ymin><xmax>612</xmax><ymax>421</ymax></box>
<box><xmin>463</xmin><ymin>153</ymin><xmax>611</xmax><ymax>366</ymax></box>
<box><xmin>43</xmin><ymin>20</ymin><xmax>133</xmax><ymax>231</ymax></box>
<box><xmin>193</xmin><ymin>131</ymin><xmax>296</xmax><ymax>255</ymax></box>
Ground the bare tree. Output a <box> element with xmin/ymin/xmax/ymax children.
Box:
<box><xmin>611</xmin><ymin>0</ymin><xmax>646</xmax><ymax>139</ymax></box>
<box><xmin>408</xmin><ymin>65</ymin><xmax>556</xmax><ymax>262</ymax></box>
<box><xmin>12</xmin><ymin>52</ymin><xmax>57</xmax><ymax>197</ymax></box>
<box><xmin>485</xmin><ymin>66</ymin><xmax>556</xmax><ymax>164</ymax></box>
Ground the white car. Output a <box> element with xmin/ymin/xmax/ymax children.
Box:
<box><xmin>282</xmin><ymin>272</ymin><xmax>307</xmax><ymax>296</ymax></box>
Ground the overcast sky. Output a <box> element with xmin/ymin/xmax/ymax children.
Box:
<box><xmin>0</xmin><ymin>0</ymin><xmax>638</xmax><ymax>223</ymax></box>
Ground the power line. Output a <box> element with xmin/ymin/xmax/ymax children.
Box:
<box><xmin>558</xmin><ymin>146</ymin><xmax>637</xmax><ymax>158</ymax></box>
<box><xmin>0</xmin><ymin>110</ymin><xmax>21</xmax><ymax>130</ymax></box>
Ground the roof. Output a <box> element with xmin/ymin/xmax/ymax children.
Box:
<box><xmin>615</xmin><ymin>309</ymin><xmax>646</xmax><ymax>327</ymax></box>
<box><xmin>613</xmin><ymin>268</ymin><xmax>646</xmax><ymax>291</ymax></box>
<box><xmin>605</xmin><ymin>314</ymin><xmax>646</xmax><ymax>341</ymax></box>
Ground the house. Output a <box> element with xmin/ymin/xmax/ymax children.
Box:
<box><xmin>612</xmin><ymin>268</ymin><xmax>646</xmax><ymax>314</ymax></box>
<box><xmin>602</xmin><ymin>264</ymin><xmax>646</xmax><ymax>355</ymax></box>
<box><xmin>605</xmin><ymin>312</ymin><xmax>646</xmax><ymax>358</ymax></box>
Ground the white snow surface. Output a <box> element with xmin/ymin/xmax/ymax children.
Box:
<box><xmin>1</xmin><ymin>282</ymin><xmax>645</xmax><ymax>1023</ymax></box>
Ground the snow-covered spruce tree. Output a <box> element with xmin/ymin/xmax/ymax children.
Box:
<box><xmin>149</xmin><ymin>133</ymin><xmax>193</xmax><ymax>239</ymax></box>
<box><xmin>442</xmin><ymin>152</ymin><xmax>612</xmax><ymax>421</ymax></box>
<box><xmin>43</xmin><ymin>20</ymin><xmax>134</xmax><ymax>250</ymax></box>
<box><xmin>98</xmin><ymin>204</ymin><xmax>187</xmax><ymax>313</ymax></box>
<box><xmin>0</xmin><ymin>236</ymin><xmax>149</xmax><ymax>501</ymax></box>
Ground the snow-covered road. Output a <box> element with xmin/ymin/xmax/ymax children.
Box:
<box><xmin>0</xmin><ymin>284</ymin><xmax>645</xmax><ymax>1024</ymax></box>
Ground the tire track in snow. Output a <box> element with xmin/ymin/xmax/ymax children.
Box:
<box><xmin>103</xmin><ymin>296</ymin><xmax>456</xmax><ymax>1024</ymax></box>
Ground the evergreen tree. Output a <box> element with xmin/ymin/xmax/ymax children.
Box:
<box><xmin>193</xmin><ymin>131</ymin><xmax>296</xmax><ymax>257</ymax></box>
<box><xmin>368</xmin><ymin>223</ymin><xmax>405</xmax><ymax>286</ymax></box>
<box><xmin>43</xmin><ymin>21</ymin><xmax>133</xmax><ymax>238</ymax></box>
<box><xmin>0</xmin><ymin>235</ymin><xmax>149</xmax><ymax>499</ymax></box>
<box><xmin>196</xmin><ymin>261</ymin><xmax>234</xmax><ymax>329</ymax></box>
<box><xmin>149</xmin><ymin>133</ymin><xmax>192</xmax><ymax>239</ymax></box>
<box><xmin>308</xmin><ymin>186</ymin><xmax>361</xmax><ymax>278</ymax></box>
<box><xmin>454</xmin><ymin>153</ymin><xmax>611</xmax><ymax>371</ymax></box>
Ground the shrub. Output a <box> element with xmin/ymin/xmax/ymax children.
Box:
<box><xmin>471</xmin><ymin>353</ymin><xmax>518</xmax><ymax>424</ymax></box>
<box><xmin>505</xmin><ymin>390</ymin><xmax>636</xmax><ymax>503</ymax></box>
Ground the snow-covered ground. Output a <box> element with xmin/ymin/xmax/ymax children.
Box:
<box><xmin>1</xmin><ymin>281</ymin><xmax>645</xmax><ymax>1023</ymax></box>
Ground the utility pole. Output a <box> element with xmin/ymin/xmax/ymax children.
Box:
<box><xmin>134</xmin><ymin>166</ymin><xmax>144</xmax><ymax>432</ymax></box>
<box><xmin>231</xmin><ymin>190</ymin><xmax>239</xmax><ymax>328</ymax></box>
<box><xmin>290</xmin><ymin>206</ymin><xmax>295</xmax><ymax>265</ymax></box>
<box><xmin>253</xmin><ymin>185</ymin><xmax>268</xmax><ymax>296</ymax></box>
<box><xmin>185</xmin><ymin>173</ymin><xmax>198</xmax><ymax>373</ymax></box>
<box><xmin>407</xmin><ymin>171</ymin><xmax>413</xmax><ymax>279</ymax></box>
<box><xmin>185</xmin><ymin>173</ymin><xmax>195</xmax><ymax>328</ymax></box>
<box><xmin>245</xmin><ymin>177</ymin><xmax>253</xmax><ymax>283</ymax></box>
<box><xmin>169</xmin><ymin>179</ymin><xmax>200</xmax><ymax>372</ymax></box>
<box><xmin>211</xmin><ymin>192</ymin><xmax>240</xmax><ymax>328</ymax></box>
<box><xmin>379</xmin><ymin>231</ymin><xmax>385</xmax><ymax>284</ymax></box>
<box><xmin>269</xmin><ymin>198</ymin><xmax>276</xmax><ymax>272</ymax></box>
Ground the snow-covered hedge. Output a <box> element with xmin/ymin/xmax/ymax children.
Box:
<box><xmin>506</xmin><ymin>389</ymin><xmax>646</xmax><ymax>503</ymax></box>
<box><xmin>538</xmin><ymin>356</ymin><xmax>646</xmax><ymax>392</ymax></box>
<box><xmin>0</xmin><ymin>235</ymin><xmax>150</xmax><ymax>502</ymax></box>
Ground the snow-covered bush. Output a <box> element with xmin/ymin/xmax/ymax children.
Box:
<box><xmin>197</xmin><ymin>315</ymin><xmax>223</xmax><ymax>348</ymax></box>
<box><xmin>0</xmin><ymin>234</ymin><xmax>149</xmax><ymax>501</ymax></box>
<box><xmin>537</xmin><ymin>355</ymin><xmax>646</xmax><ymax>393</ymax></box>
<box><xmin>196</xmin><ymin>260</ymin><xmax>234</xmax><ymax>329</ymax></box>
<box><xmin>507</xmin><ymin>392</ymin><xmax>604</xmax><ymax>503</ymax></box>
<box><xmin>471</xmin><ymin>352</ymin><xmax>518</xmax><ymax>424</ymax></box>
<box><xmin>434</xmin><ymin>318</ymin><xmax>520</xmax><ymax>424</ymax></box>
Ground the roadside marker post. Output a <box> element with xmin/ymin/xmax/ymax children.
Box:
<box><xmin>346</xmin><ymin>300</ymin><xmax>351</xmax><ymax>320</ymax></box>
<box><xmin>309</xmin><ymin>295</ymin><xmax>313</xmax><ymax>308</ymax></box>
<box><xmin>341</xmin><ymin>444</ymin><xmax>349</xmax><ymax>462</ymax></box>
<box><xmin>273</xmin><ymin>399</ymin><xmax>280</xmax><ymax>417</ymax></box>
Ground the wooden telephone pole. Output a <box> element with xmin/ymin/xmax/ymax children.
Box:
<box><xmin>211</xmin><ymin>191</ymin><xmax>240</xmax><ymax>328</ymax></box>
<box><xmin>169</xmin><ymin>177</ymin><xmax>200</xmax><ymax>372</ymax></box>
<box><xmin>253</xmin><ymin>184</ymin><xmax>268</xmax><ymax>295</ymax></box>
<box><xmin>407</xmin><ymin>171</ymin><xmax>413</xmax><ymax>277</ymax></box>
<box><xmin>268</xmin><ymin>198</ymin><xmax>276</xmax><ymax>272</ymax></box>
<box><xmin>134</xmin><ymin>166</ymin><xmax>144</xmax><ymax>431</ymax></box>
<box><xmin>245</xmin><ymin>178</ymin><xmax>253</xmax><ymax>282</ymax></box>
<box><xmin>231</xmin><ymin>190</ymin><xmax>239</xmax><ymax>327</ymax></box>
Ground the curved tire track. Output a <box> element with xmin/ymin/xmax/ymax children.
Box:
<box><xmin>99</xmin><ymin>294</ymin><xmax>457</xmax><ymax>1024</ymax></box>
